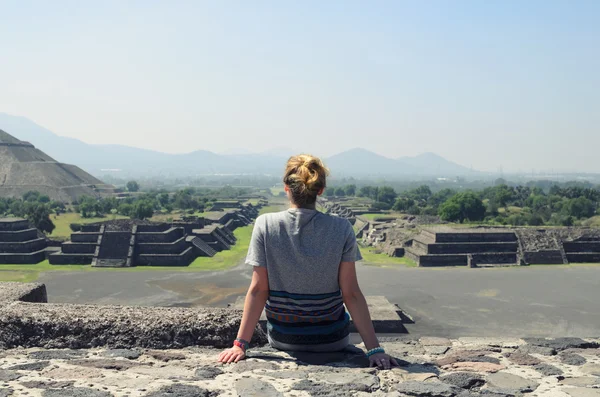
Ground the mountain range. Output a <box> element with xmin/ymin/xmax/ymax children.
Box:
<box><xmin>0</xmin><ymin>113</ymin><xmax>478</xmax><ymax>178</ymax></box>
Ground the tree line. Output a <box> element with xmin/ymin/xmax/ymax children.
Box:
<box><xmin>327</xmin><ymin>182</ymin><xmax>600</xmax><ymax>226</ymax></box>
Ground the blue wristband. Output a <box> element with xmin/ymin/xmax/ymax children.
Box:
<box><xmin>366</xmin><ymin>347</ymin><xmax>385</xmax><ymax>357</ymax></box>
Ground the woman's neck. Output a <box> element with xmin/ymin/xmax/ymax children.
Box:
<box><xmin>289</xmin><ymin>203</ymin><xmax>316</xmax><ymax>210</ymax></box>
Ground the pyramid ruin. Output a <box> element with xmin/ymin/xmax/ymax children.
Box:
<box><xmin>0</xmin><ymin>129</ymin><xmax>115</xmax><ymax>202</ymax></box>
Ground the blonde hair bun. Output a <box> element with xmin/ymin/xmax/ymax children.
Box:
<box><xmin>283</xmin><ymin>154</ymin><xmax>329</xmax><ymax>206</ymax></box>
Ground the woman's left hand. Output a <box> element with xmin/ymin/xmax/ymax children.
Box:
<box><xmin>218</xmin><ymin>345</ymin><xmax>246</xmax><ymax>364</ymax></box>
<box><xmin>369</xmin><ymin>352</ymin><xmax>398</xmax><ymax>370</ymax></box>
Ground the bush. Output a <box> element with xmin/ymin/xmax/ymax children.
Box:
<box><xmin>70</xmin><ymin>223</ymin><xmax>83</xmax><ymax>232</ymax></box>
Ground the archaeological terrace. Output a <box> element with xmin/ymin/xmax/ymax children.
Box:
<box><xmin>0</xmin><ymin>202</ymin><xmax>261</xmax><ymax>267</ymax></box>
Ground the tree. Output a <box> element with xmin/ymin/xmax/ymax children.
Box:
<box><xmin>118</xmin><ymin>203</ymin><xmax>133</xmax><ymax>217</ymax></box>
<box><xmin>345</xmin><ymin>184</ymin><xmax>357</xmax><ymax>196</ymax></box>
<box><xmin>335</xmin><ymin>187</ymin><xmax>347</xmax><ymax>197</ymax></box>
<box><xmin>158</xmin><ymin>193</ymin><xmax>170</xmax><ymax>207</ymax></box>
<box><xmin>439</xmin><ymin>192</ymin><xmax>486</xmax><ymax>223</ymax></box>
<box><xmin>563</xmin><ymin>197</ymin><xmax>596</xmax><ymax>219</ymax></box>
<box><xmin>377</xmin><ymin>186</ymin><xmax>397</xmax><ymax>204</ymax></box>
<box><xmin>126</xmin><ymin>181</ymin><xmax>140</xmax><ymax>192</ymax></box>
<box><xmin>358</xmin><ymin>186</ymin><xmax>378</xmax><ymax>200</ymax></box>
<box><xmin>324</xmin><ymin>188</ymin><xmax>335</xmax><ymax>197</ymax></box>
<box><xmin>393</xmin><ymin>197</ymin><xmax>415</xmax><ymax>212</ymax></box>
<box><xmin>24</xmin><ymin>203</ymin><xmax>55</xmax><ymax>234</ymax></box>
<box><xmin>131</xmin><ymin>200</ymin><xmax>154</xmax><ymax>220</ymax></box>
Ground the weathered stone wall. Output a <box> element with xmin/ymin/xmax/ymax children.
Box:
<box><xmin>71</xmin><ymin>232</ymin><xmax>102</xmax><ymax>243</ymax></box>
<box><xmin>48</xmin><ymin>253</ymin><xmax>94</xmax><ymax>265</ymax></box>
<box><xmin>471</xmin><ymin>252</ymin><xmax>518</xmax><ymax>265</ymax></box>
<box><xmin>0</xmin><ymin>228</ymin><xmax>38</xmax><ymax>242</ymax></box>
<box><xmin>81</xmin><ymin>225</ymin><xmax>102</xmax><ymax>233</ymax></box>
<box><xmin>0</xmin><ymin>282</ymin><xmax>266</xmax><ymax>349</ymax></box>
<box><xmin>433</xmin><ymin>232</ymin><xmax>517</xmax><ymax>243</ymax></box>
<box><xmin>0</xmin><ymin>219</ymin><xmax>29</xmax><ymax>231</ymax></box>
<box><xmin>0</xmin><ymin>251</ymin><xmax>46</xmax><ymax>264</ymax></box>
<box><xmin>426</xmin><ymin>242</ymin><xmax>518</xmax><ymax>255</ymax></box>
<box><xmin>136</xmin><ymin>237</ymin><xmax>188</xmax><ymax>255</ymax></box>
<box><xmin>524</xmin><ymin>250</ymin><xmax>564</xmax><ymax>265</ymax></box>
<box><xmin>61</xmin><ymin>242</ymin><xmax>97</xmax><ymax>254</ymax></box>
<box><xmin>137</xmin><ymin>247</ymin><xmax>195</xmax><ymax>266</ymax></box>
<box><xmin>136</xmin><ymin>224</ymin><xmax>170</xmax><ymax>233</ymax></box>
<box><xmin>0</xmin><ymin>238</ymin><xmax>47</xmax><ymax>253</ymax></box>
<box><xmin>136</xmin><ymin>228</ymin><xmax>183</xmax><ymax>243</ymax></box>
<box><xmin>0</xmin><ymin>282</ymin><xmax>47</xmax><ymax>306</ymax></box>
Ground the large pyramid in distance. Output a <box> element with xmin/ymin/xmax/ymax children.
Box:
<box><xmin>0</xmin><ymin>129</ymin><xmax>115</xmax><ymax>202</ymax></box>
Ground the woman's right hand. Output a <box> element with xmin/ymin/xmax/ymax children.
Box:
<box><xmin>217</xmin><ymin>345</ymin><xmax>246</xmax><ymax>364</ymax></box>
<box><xmin>369</xmin><ymin>352</ymin><xmax>398</xmax><ymax>370</ymax></box>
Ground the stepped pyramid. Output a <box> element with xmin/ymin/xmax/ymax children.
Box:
<box><xmin>0</xmin><ymin>129</ymin><xmax>115</xmax><ymax>202</ymax></box>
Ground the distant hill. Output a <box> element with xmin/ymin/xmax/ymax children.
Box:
<box><xmin>398</xmin><ymin>152</ymin><xmax>476</xmax><ymax>176</ymax></box>
<box><xmin>0</xmin><ymin>113</ymin><xmax>479</xmax><ymax>178</ymax></box>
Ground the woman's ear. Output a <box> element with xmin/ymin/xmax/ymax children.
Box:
<box><xmin>284</xmin><ymin>185</ymin><xmax>290</xmax><ymax>193</ymax></box>
<box><xmin>317</xmin><ymin>187</ymin><xmax>325</xmax><ymax>196</ymax></box>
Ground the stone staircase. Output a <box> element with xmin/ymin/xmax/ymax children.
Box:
<box><xmin>188</xmin><ymin>236</ymin><xmax>217</xmax><ymax>257</ymax></box>
<box><xmin>93</xmin><ymin>231</ymin><xmax>133</xmax><ymax>268</ymax></box>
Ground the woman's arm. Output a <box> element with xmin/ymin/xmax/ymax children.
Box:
<box><xmin>339</xmin><ymin>261</ymin><xmax>379</xmax><ymax>350</ymax></box>
<box><xmin>237</xmin><ymin>266</ymin><xmax>269</xmax><ymax>342</ymax></box>
<box><xmin>339</xmin><ymin>260</ymin><xmax>398</xmax><ymax>369</ymax></box>
<box><xmin>218</xmin><ymin>267</ymin><xmax>269</xmax><ymax>363</ymax></box>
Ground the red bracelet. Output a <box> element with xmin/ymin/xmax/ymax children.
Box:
<box><xmin>233</xmin><ymin>340</ymin><xmax>247</xmax><ymax>351</ymax></box>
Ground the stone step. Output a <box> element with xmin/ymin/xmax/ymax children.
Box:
<box><xmin>232</xmin><ymin>295</ymin><xmax>406</xmax><ymax>333</ymax></box>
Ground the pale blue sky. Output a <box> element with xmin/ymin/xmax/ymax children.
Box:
<box><xmin>1</xmin><ymin>1</ymin><xmax>598</xmax><ymax>172</ymax></box>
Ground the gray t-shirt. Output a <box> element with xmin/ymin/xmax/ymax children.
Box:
<box><xmin>246</xmin><ymin>208</ymin><xmax>363</xmax><ymax>294</ymax></box>
<box><xmin>245</xmin><ymin>208</ymin><xmax>362</xmax><ymax>347</ymax></box>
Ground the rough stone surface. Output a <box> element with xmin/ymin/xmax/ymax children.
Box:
<box><xmin>8</xmin><ymin>360</ymin><xmax>50</xmax><ymax>371</ymax></box>
<box><xmin>486</xmin><ymin>372</ymin><xmax>539</xmax><ymax>393</ymax></box>
<box><xmin>524</xmin><ymin>337</ymin><xmax>599</xmax><ymax>351</ymax></box>
<box><xmin>440</xmin><ymin>372</ymin><xmax>485</xmax><ymax>389</ymax></box>
<box><xmin>145</xmin><ymin>350</ymin><xmax>186</xmax><ymax>362</ymax></box>
<box><xmin>581</xmin><ymin>364</ymin><xmax>600</xmax><ymax>376</ymax></box>
<box><xmin>396</xmin><ymin>380</ymin><xmax>462</xmax><ymax>396</ymax></box>
<box><xmin>28</xmin><ymin>349</ymin><xmax>85</xmax><ymax>360</ymax></box>
<box><xmin>0</xmin><ymin>282</ymin><xmax>47</xmax><ymax>305</ymax></box>
<box><xmin>563</xmin><ymin>388</ymin><xmax>600</xmax><ymax>397</ymax></box>
<box><xmin>441</xmin><ymin>362</ymin><xmax>505</xmax><ymax>373</ymax></box>
<box><xmin>534</xmin><ymin>363</ymin><xmax>564</xmax><ymax>376</ymax></box>
<box><xmin>0</xmin><ymin>369</ymin><xmax>21</xmax><ymax>381</ymax></box>
<box><xmin>20</xmin><ymin>380</ymin><xmax>75</xmax><ymax>389</ymax></box>
<box><xmin>42</xmin><ymin>388</ymin><xmax>114</xmax><ymax>397</ymax></box>
<box><xmin>0</xmin><ymin>389</ymin><xmax>12</xmax><ymax>397</ymax></box>
<box><xmin>560</xmin><ymin>352</ymin><xmax>588</xmax><ymax>365</ymax></box>
<box><xmin>100</xmin><ymin>349</ymin><xmax>141</xmax><ymax>360</ymax></box>
<box><xmin>144</xmin><ymin>384</ymin><xmax>219</xmax><ymax>397</ymax></box>
<box><xmin>560</xmin><ymin>377</ymin><xmax>600</xmax><ymax>387</ymax></box>
<box><xmin>516</xmin><ymin>344</ymin><xmax>557</xmax><ymax>356</ymax></box>
<box><xmin>236</xmin><ymin>378</ymin><xmax>283</xmax><ymax>397</ymax></box>
<box><xmin>506</xmin><ymin>352</ymin><xmax>541</xmax><ymax>366</ymax></box>
<box><xmin>0</xmin><ymin>338</ymin><xmax>598</xmax><ymax>396</ymax></box>
<box><xmin>194</xmin><ymin>366</ymin><xmax>224</xmax><ymax>380</ymax></box>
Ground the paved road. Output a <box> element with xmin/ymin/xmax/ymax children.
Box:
<box><xmin>38</xmin><ymin>264</ymin><xmax>600</xmax><ymax>338</ymax></box>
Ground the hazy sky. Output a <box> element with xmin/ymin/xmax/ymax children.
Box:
<box><xmin>1</xmin><ymin>1</ymin><xmax>599</xmax><ymax>172</ymax></box>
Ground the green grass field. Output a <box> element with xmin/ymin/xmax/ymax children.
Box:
<box><xmin>359</xmin><ymin>212</ymin><xmax>403</xmax><ymax>221</ymax></box>
<box><xmin>359</xmin><ymin>247</ymin><xmax>417</xmax><ymax>267</ymax></box>
<box><xmin>50</xmin><ymin>213</ymin><xmax>129</xmax><ymax>239</ymax></box>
